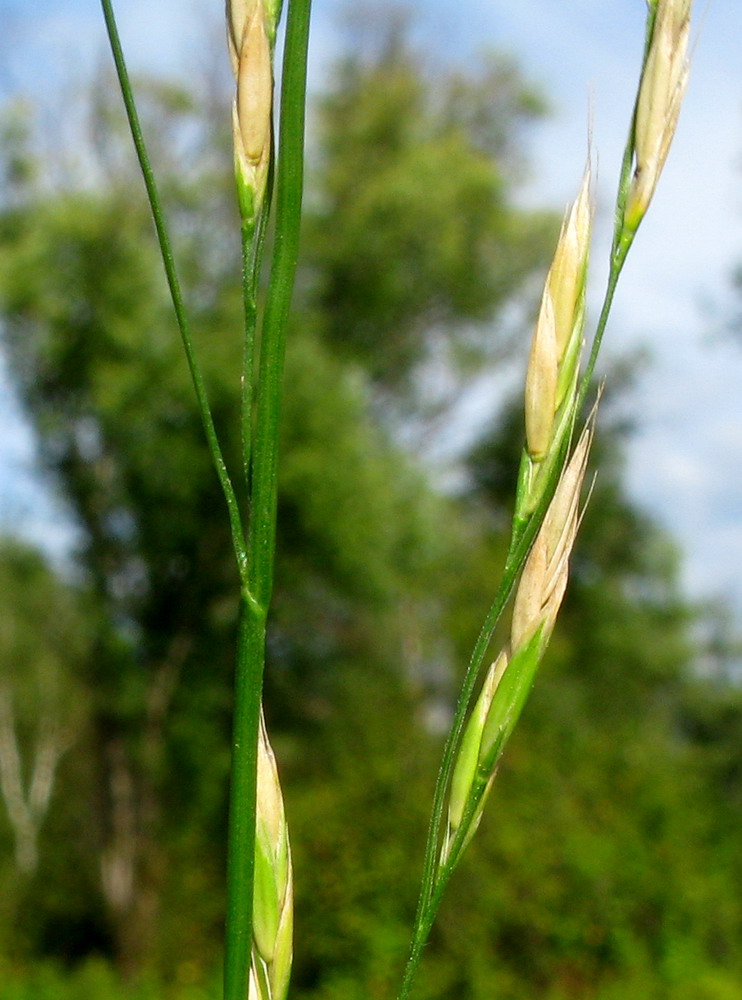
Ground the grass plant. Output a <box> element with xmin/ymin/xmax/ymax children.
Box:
<box><xmin>97</xmin><ymin>0</ymin><xmax>693</xmax><ymax>997</ymax></box>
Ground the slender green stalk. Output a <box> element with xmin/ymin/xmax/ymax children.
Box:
<box><xmin>246</xmin><ymin>0</ymin><xmax>312</xmax><ymax>612</ymax></box>
<box><xmin>99</xmin><ymin>0</ymin><xmax>248</xmax><ymax>578</ymax></box>
<box><xmin>102</xmin><ymin>2</ymin><xmax>311</xmax><ymax>996</ymax></box>
<box><xmin>402</xmin><ymin>715</ymin><xmax>521</xmax><ymax>997</ymax></box>
<box><xmin>575</xmin><ymin>105</ymin><xmax>638</xmax><ymax>414</ymax></box>
<box><xmin>224</xmin><ymin>597</ymin><xmax>267</xmax><ymax>1000</ymax></box>
<box><xmin>575</xmin><ymin>254</ymin><xmax>625</xmax><ymax>417</ymax></box>
<box><xmin>241</xmin><ymin>179</ymin><xmax>273</xmax><ymax>487</ymax></box>
<box><xmin>223</xmin><ymin>3</ymin><xmax>311</xmax><ymax>998</ymax></box>
<box><xmin>241</xmin><ymin>226</ymin><xmax>260</xmax><ymax>488</ymax></box>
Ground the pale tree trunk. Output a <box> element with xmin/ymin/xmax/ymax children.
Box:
<box><xmin>0</xmin><ymin>682</ymin><xmax>70</xmax><ymax>874</ymax></box>
<box><xmin>98</xmin><ymin>633</ymin><xmax>191</xmax><ymax>975</ymax></box>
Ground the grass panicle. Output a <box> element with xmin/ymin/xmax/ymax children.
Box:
<box><xmin>399</xmin><ymin>5</ymin><xmax>693</xmax><ymax>996</ymax></box>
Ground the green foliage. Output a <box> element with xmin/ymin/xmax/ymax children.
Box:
<box><xmin>0</xmin><ymin>959</ymin><xmax>219</xmax><ymax>1000</ymax></box>
<box><xmin>305</xmin><ymin>33</ymin><xmax>554</xmax><ymax>389</ymax></box>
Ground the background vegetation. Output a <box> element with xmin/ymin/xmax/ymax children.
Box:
<box><xmin>1</xmin><ymin>15</ymin><xmax>741</xmax><ymax>1000</ymax></box>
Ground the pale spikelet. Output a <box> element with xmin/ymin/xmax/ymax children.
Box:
<box><xmin>227</xmin><ymin>0</ymin><xmax>274</xmax><ymax>225</ymax></box>
<box><xmin>524</xmin><ymin>290</ymin><xmax>558</xmax><ymax>462</ymax></box>
<box><xmin>237</xmin><ymin>9</ymin><xmax>272</xmax><ymax>166</ymax></box>
<box><xmin>511</xmin><ymin>421</ymin><xmax>592</xmax><ymax>650</ymax></box>
<box><xmin>228</xmin><ymin>0</ymin><xmax>283</xmax><ymax>68</ymax></box>
<box><xmin>442</xmin><ymin>422</ymin><xmax>594</xmax><ymax>867</ymax></box>
<box><xmin>251</xmin><ymin>711</ymin><xmax>293</xmax><ymax>1000</ymax></box>
<box><xmin>523</xmin><ymin>170</ymin><xmax>592</xmax><ymax>469</ymax></box>
<box><xmin>537</xmin><ymin>424</ymin><xmax>592</xmax><ymax>632</ymax></box>
<box><xmin>543</xmin><ymin>425</ymin><xmax>590</xmax><ymax>566</ymax></box>
<box><xmin>547</xmin><ymin>166</ymin><xmax>592</xmax><ymax>357</ymax></box>
<box><xmin>624</xmin><ymin>0</ymin><xmax>691</xmax><ymax>230</ymax></box>
<box><xmin>510</xmin><ymin>532</ymin><xmax>549</xmax><ymax>650</ymax></box>
<box><xmin>447</xmin><ymin>650</ymin><xmax>510</xmax><ymax>839</ymax></box>
<box><xmin>227</xmin><ymin>0</ymin><xmax>253</xmax><ymax>72</ymax></box>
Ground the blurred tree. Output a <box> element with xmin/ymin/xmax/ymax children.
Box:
<box><xmin>305</xmin><ymin>23</ymin><xmax>554</xmax><ymax>397</ymax></box>
<box><xmin>0</xmin><ymin>21</ymin><xmax>554</xmax><ymax>974</ymax></box>
<box><xmin>0</xmin><ymin>82</ymin><xmax>246</xmax><ymax>968</ymax></box>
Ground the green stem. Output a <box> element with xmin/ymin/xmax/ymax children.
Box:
<box><xmin>575</xmin><ymin>243</ymin><xmax>629</xmax><ymax>418</ymax></box>
<box><xmin>241</xmin><ymin>175</ymin><xmax>274</xmax><ymax>487</ymax></box>
<box><xmin>100</xmin><ymin>0</ymin><xmax>248</xmax><ymax>577</ymax></box>
<box><xmin>241</xmin><ymin>226</ymin><xmax>259</xmax><ymax>488</ymax></box>
<box><xmin>576</xmin><ymin>93</ymin><xmax>639</xmax><ymax>417</ymax></box>
<box><xmin>576</xmin><ymin>0</ymin><xmax>655</xmax><ymax>416</ymax></box>
<box><xmin>223</xmin><ymin>4</ymin><xmax>311</xmax><ymax>998</ymax></box>
<box><xmin>404</xmin><ymin>753</ymin><xmax>506</xmax><ymax>997</ymax></box>
<box><xmin>247</xmin><ymin>0</ymin><xmax>312</xmax><ymax>611</ymax></box>
<box><xmin>223</xmin><ymin>595</ymin><xmax>267</xmax><ymax>1000</ymax></box>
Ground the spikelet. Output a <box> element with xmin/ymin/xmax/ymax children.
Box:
<box><xmin>510</xmin><ymin>424</ymin><xmax>591</xmax><ymax>649</ymax></box>
<box><xmin>520</xmin><ymin>167</ymin><xmax>592</xmax><ymax>514</ymax></box>
<box><xmin>524</xmin><ymin>290</ymin><xmax>558</xmax><ymax>462</ymax></box>
<box><xmin>624</xmin><ymin>0</ymin><xmax>691</xmax><ymax>231</ymax></box>
<box><xmin>227</xmin><ymin>0</ymin><xmax>276</xmax><ymax>227</ymax></box>
<box><xmin>250</xmin><ymin>711</ymin><xmax>293</xmax><ymax>1000</ymax></box>
<box><xmin>443</xmin><ymin>422</ymin><xmax>593</xmax><ymax>865</ymax></box>
<box><xmin>547</xmin><ymin>169</ymin><xmax>592</xmax><ymax>358</ymax></box>
<box><xmin>446</xmin><ymin>650</ymin><xmax>510</xmax><ymax>846</ymax></box>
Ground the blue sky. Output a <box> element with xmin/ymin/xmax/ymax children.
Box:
<box><xmin>2</xmin><ymin>0</ymin><xmax>742</xmax><ymax>614</ymax></box>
